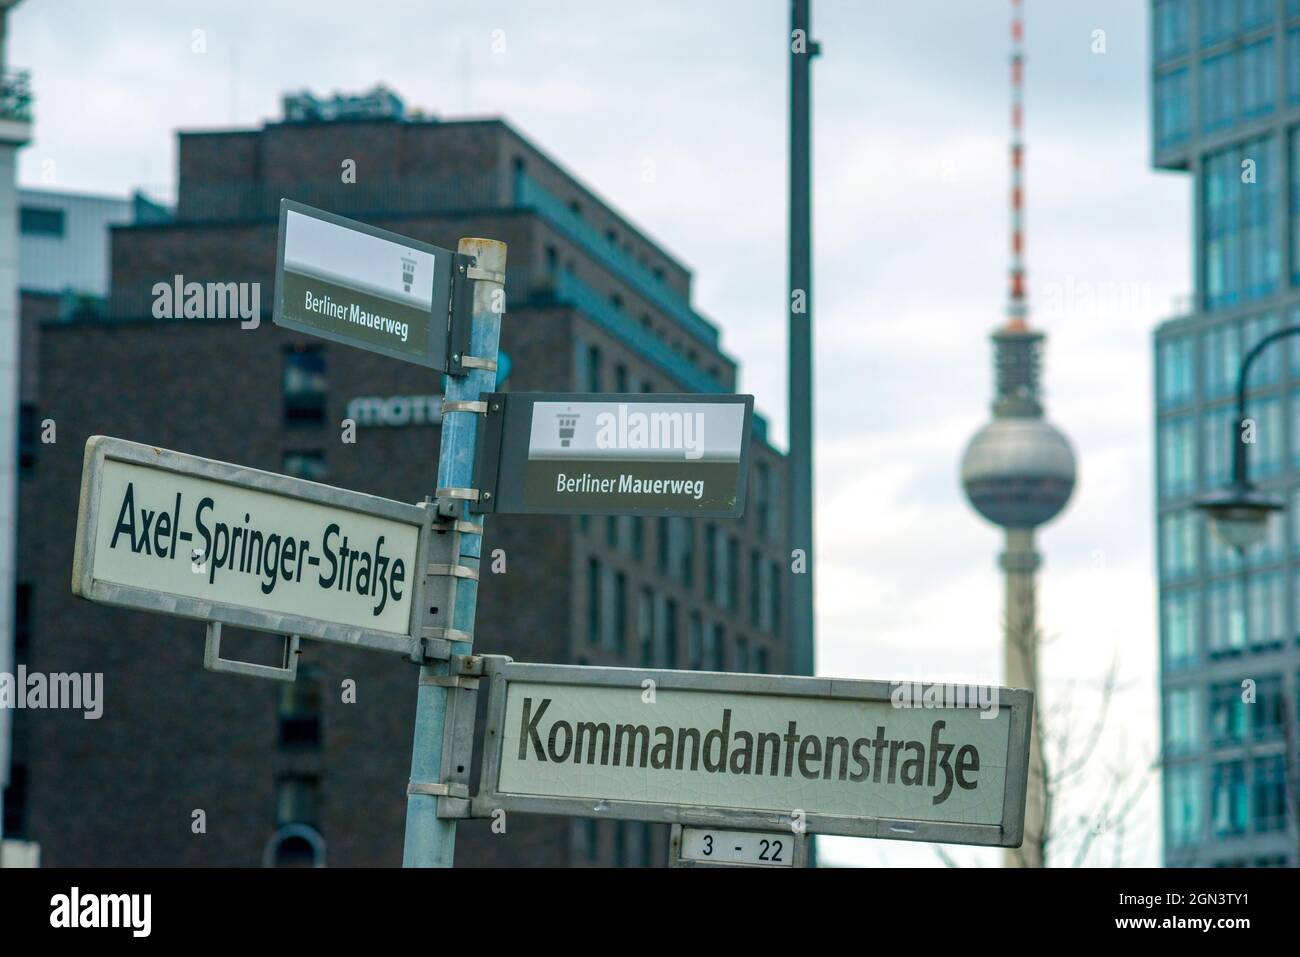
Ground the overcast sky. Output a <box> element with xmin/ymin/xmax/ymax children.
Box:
<box><xmin>12</xmin><ymin>0</ymin><xmax>1189</xmax><ymax>866</ymax></box>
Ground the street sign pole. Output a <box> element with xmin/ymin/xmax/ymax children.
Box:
<box><xmin>402</xmin><ymin>238</ymin><xmax>506</xmax><ymax>868</ymax></box>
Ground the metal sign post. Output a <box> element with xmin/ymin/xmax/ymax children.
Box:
<box><xmin>401</xmin><ymin>238</ymin><xmax>507</xmax><ymax>868</ymax></box>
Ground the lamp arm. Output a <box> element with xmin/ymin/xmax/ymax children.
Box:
<box><xmin>1232</xmin><ymin>325</ymin><xmax>1300</xmax><ymax>486</ymax></box>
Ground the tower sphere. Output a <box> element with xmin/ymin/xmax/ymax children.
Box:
<box><xmin>960</xmin><ymin>417</ymin><xmax>1076</xmax><ymax>529</ymax></box>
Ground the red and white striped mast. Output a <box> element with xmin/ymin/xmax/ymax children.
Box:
<box><xmin>1007</xmin><ymin>0</ymin><xmax>1028</xmax><ymax>332</ymax></box>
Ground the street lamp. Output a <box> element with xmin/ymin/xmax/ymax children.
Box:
<box><xmin>1194</xmin><ymin>326</ymin><xmax>1299</xmax><ymax>550</ymax></box>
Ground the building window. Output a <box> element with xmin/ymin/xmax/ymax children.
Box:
<box><xmin>606</xmin><ymin>515</ymin><xmax>619</xmax><ymax>549</ymax></box>
<box><xmin>14</xmin><ymin>583</ymin><xmax>31</xmax><ymax>662</ymax></box>
<box><xmin>1211</xmin><ymin>760</ymin><xmax>1248</xmax><ymax>837</ymax></box>
<box><xmin>1207</xmin><ymin>579</ymin><xmax>1246</xmax><ymax>654</ymax></box>
<box><xmin>755</xmin><ymin>646</ymin><xmax>769</xmax><ymax>674</ymax></box>
<box><xmin>1205</xmin><ymin>137</ymin><xmax>1279</xmax><ymax>310</ymax></box>
<box><xmin>19</xmin><ymin>205</ymin><xmax>64</xmax><ymax>236</ymax></box>
<box><xmin>656</xmin><ymin>516</ymin><xmax>670</xmax><ymax>574</ymax></box>
<box><xmin>1209</xmin><ymin>681</ymin><xmax>1247</xmax><ymax>745</ymax></box>
<box><xmin>1239</xmin><ymin>38</ymin><xmax>1275</xmax><ymax>120</ymax></box>
<box><xmin>1157</xmin><ymin>335</ymin><xmax>1195</xmax><ymax>409</ymax></box>
<box><xmin>1201</xmin><ymin>323</ymin><xmax>1239</xmax><ymax>400</ymax></box>
<box><xmin>749</xmin><ymin>549</ymin><xmax>762</xmax><ymax>627</ymax></box>
<box><xmin>1251</xmin><ymin>675</ymin><xmax>1285</xmax><ymax>740</ymax></box>
<box><xmin>278</xmin><ymin>668</ymin><xmax>322</xmax><ymax>747</ymax></box>
<box><xmin>726</xmin><ymin>537</ymin><xmax>740</xmax><ymax>613</ymax></box>
<box><xmin>283</xmin><ymin>347</ymin><xmax>327</xmax><ymax>426</ymax></box>
<box><xmin>587</xmin><ymin>558</ymin><xmax>601</xmax><ymax>645</ymax></box>
<box><xmin>768</xmin><ymin>560</ymin><xmax>782</xmax><ymax>636</ymax></box>
<box><xmin>18</xmin><ymin>404</ymin><xmax>37</xmax><ymax>472</ymax></box>
<box><xmin>662</xmin><ymin>598</ymin><xmax>678</xmax><ymax>669</ymax></box>
<box><xmin>1154</xmin><ymin>0</ymin><xmax>1190</xmax><ymax>63</ymax></box>
<box><xmin>1163</xmin><ymin>587</ymin><xmax>1200</xmax><ymax>669</ymax></box>
<box><xmin>615</xmin><ymin>363</ymin><xmax>628</xmax><ymax>393</ymax></box>
<box><xmin>1252</xmin><ymin>756</ymin><xmax>1288</xmax><ymax>832</ymax></box>
<box><xmin>1158</xmin><ymin>415</ymin><xmax>1196</xmax><ymax>498</ymax></box>
<box><xmin>282</xmin><ymin>451</ymin><xmax>326</xmax><ymax>481</ymax></box>
<box><xmin>1154</xmin><ymin>68</ymin><xmax>1190</xmax><ymax>149</ymax></box>
<box><xmin>631</xmin><ymin>517</ymin><xmax>644</xmax><ymax>561</ymax></box>
<box><xmin>1166</xmin><ymin>764</ymin><xmax>1202</xmax><ymax>849</ymax></box>
<box><xmin>704</xmin><ymin>525</ymin><xmax>717</xmax><ymax>600</ymax></box>
<box><xmin>1240</xmin><ymin>0</ymin><xmax>1273</xmax><ymax>32</ymax></box>
<box><xmin>734</xmin><ymin>636</ymin><xmax>749</xmax><ymax>673</ymax></box>
<box><xmin>1200</xmin><ymin>406</ymin><xmax>1234</xmax><ymax>491</ymax></box>
<box><xmin>1200</xmin><ymin>0</ymin><xmax>1236</xmax><ymax>47</ymax></box>
<box><xmin>673</xmin><ymin>518</ymin><xmax>694</xmax><ymax>587</ymax></box>
<box><xmin>1243</xmin><ymin>313</ymin><xmax>1281</xmax><ymax>387</ymax></box>
<box><xmin>1246</xmin><ymin>570</ymin><xmax>1284</xmax><ymax>645</ymax></box>
<box><xmin>688</xmin><ymin>612</ymin><xmax>703</xmax><ymax>670</ymax></box>
<box><xmin>276</xmin><ymin>775</ymin><xmax>320</xmax><ymax>827</ymax></box>
<box><xmin>1164</xmin><ymin>686</ymin><xmax>1200</xmax><ymax>755</ymax></box>
<box><xmin>753</xmin><ymin>461</ymin><xmax>773</xmax><ymax>541</ymax></box>
<box><xmin>611</xmin><ymin>571</ymin><xmax>627</xmax><ymax>654</ymax></box>
<box><xmin>1160</xmin><ymin>510</ymin><xmax>1199</xmax><ymax>581</ymax></box>
<box><xmin>2</xmin><ymin>764</ymin><xmax>27</xmax><ymax>837</ymax></box>
<box><xmin>1288</xmin><ymin>29</ymin><xmax>1300</xmax><ymax>103</ymax></box>
<box><xmin>1201</xmin><ymin>50</ymin><xmax>1236</xmax><ymax>132</ymax></box>
<box><xmin>586</xmin><ymin>344</ymin><xmax>602</xmax><ymax>392</ymax></box>
<box><xmin>638</xmin><ymin>587</ymin><xmax>654</xmax><ymax>667</ymax></box>
<box><xmin>707</xmin><ymin>623</ymin><xmax>725</xmax><ymax>671</ymax></box>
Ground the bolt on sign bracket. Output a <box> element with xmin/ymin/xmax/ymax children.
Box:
<box><xmin>434</xmin><ymin>655</ymin><xmax>506</xmax><ymax>820</ymax></box>
<box><xmin>203</xmin><ymin>620</ymin><xmax>300</xmax><ymax>683</ymax></box>
<box><xmin>444</xmin><ymin>253</ymin><xmax>478</xmax><ymax>377</ymax></box>
<box><xmin>469</xmin><ymin>393</ymin><xmax>507</xmax><ymax>515</ymax></box>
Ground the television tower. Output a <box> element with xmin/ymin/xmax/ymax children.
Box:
<box><xmin>959</xmin><ymin>0</ymin><xmax>1076</xmax><ymax>868</ymax></box>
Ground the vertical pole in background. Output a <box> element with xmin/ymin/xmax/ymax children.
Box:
<box><xmin>788</xmin><ymin>0</ymin><xmax>818</xmax><ymax>679</ymax></box>
<box><xmin>402</xmin><ymin>238</ymin><xmax>506</xmax><ymax>868</ymax></box>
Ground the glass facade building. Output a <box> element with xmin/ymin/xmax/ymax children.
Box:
<box><xmin>1153</xmin><ymin>0</ymin><xmax>1300</xmax><ymax>867</ymax></box>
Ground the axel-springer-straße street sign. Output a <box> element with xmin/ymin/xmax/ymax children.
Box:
<box><xmin>472</xmin><ymin>662</ymin><xmax>1033</xmax><ymax>848</ymax></box>
<box><xmin>71</xmin><ymin>436</ymin><xmax>429</xmax><ymax>657</ymax></box>
<box><xmin>273</xmin><ymin>199</ymin><xmax>461</xmax><ymax>371</ymax></box>
<box><xmin>473</xmin><ymin>393</ymin><xmax>754</xmax><ymax>517</ymax></box>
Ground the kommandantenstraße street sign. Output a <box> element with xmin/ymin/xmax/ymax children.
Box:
<box><xmin>472</xmin><ymin>661</ymin><xmax>1033</xmax><ymax>848</ymax></box>
<box><xmin>473</xmin><ymin>392</ymin><xmax>754</xmax><ymax>517</ymax></box>
<box><xmin>71</xmin><ymin>436</ymin><xmax>429</xmax><ymax>657</ymax></box>
<box><xmin>273</xmin><ymin>199</ymin><xmax>457</xmax><ymax>370</ymax></box>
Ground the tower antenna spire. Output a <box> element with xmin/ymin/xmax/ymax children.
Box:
<box><xmin>1008</xmin><ymin>0</ymin><xmax>1027</xmax><ymax>331</ymax></box>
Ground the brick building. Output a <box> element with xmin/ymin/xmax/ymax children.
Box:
<box><xmin>6</xmin><ymin>93</ymin><xmax>788</xmax><ymax>867</ymax></box>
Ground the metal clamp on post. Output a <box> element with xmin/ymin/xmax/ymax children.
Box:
<box><xmin>203</xmin><ymin>621</ymin><xmax>300</xmax><ymax>683</ymax></box>
<box><xmin>412</xmin><ymin>501</ymin><xmax>483</xmax><ymax>663</ymax></box>
<box><xmin>432</xmin><ymin>654</ymin><xmax>486</xmax><ymax>820</ymax></box>
<box><xmin>465</xmin><ymin>265</ymin><xmax>506</xmax><ymax>284</ymax></box>
<box><xmin>458</xmin><ymin>355</ymin><xmax>497</xmax><ymax>373</ymax></box>
<box><xmin>441</xmin><ymin>399</ymin><xmax>488</xmax><ymax>416</ymax></box>
<box><xmin>435</xmin><ymin>485</ymin><xmax>484</xmax><ymax>518</ymax></box>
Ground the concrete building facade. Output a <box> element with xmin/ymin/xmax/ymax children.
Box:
<box><xmin>4</xmin><ymin>97</ymin><xmax>788</xmax><ymax>867</ymax></box>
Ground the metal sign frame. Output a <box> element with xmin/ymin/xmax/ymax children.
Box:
<box><xmin>471</xmin><ymin>660</ymin><xmax>1033</xmax><ymax>848</ymax></box>
<box><xmin>472</xmin><ymin>391</ymin><xmax>755</xmax><ymax>518</ymax></box>
<box><xmin>272</xmin><ymin>199</ymin><xmax>470</xmax><ymax>374</ymax></box>
<box><xmin>71</xmin><ymin>435</ymin><xmax>434</xmax><ymax>658</ymax></box>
